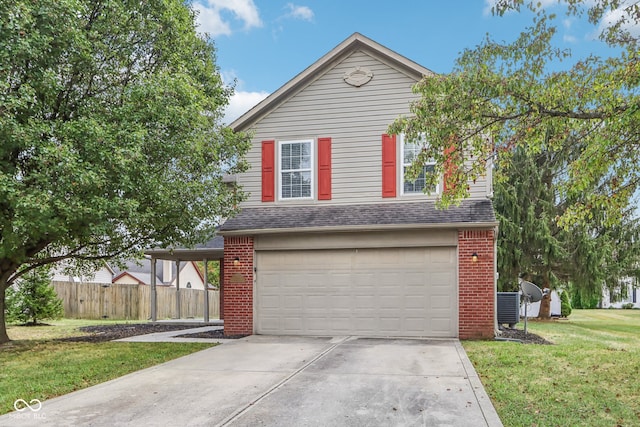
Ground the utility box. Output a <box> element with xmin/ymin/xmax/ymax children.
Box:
<box><xmin>497</xmin><ymin>292</ymin><xmax>520</xmax><ymax>328</ymax></box>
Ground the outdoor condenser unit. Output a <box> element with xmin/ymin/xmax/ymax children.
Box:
<box><xmin>497</xmin><ymin>292</ymin><xmax>520</xmax><ymax>327</ymax></box>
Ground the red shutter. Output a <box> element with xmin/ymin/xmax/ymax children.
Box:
<box><xmin>317</xmin><ymin>137</ymin><xmax>332</xmax><ymax>200</ymax></box>
<box><xmin>382</xmin><ymin>134</ymin><xmax>397</xmax><ymax>198</ymax></box>
<box><xmin>261</xmin><ymin>140</ymin><xmax>275</xmax><ymax>202</ymax></box>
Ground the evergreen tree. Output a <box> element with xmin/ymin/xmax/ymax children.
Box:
<box><xmin>560</xmin><ymin>290</ymin><xmax>572</xmax><ymax>318</ymax></box>
<box><xmin>6</xmin><ymin>267</ymin><xmax>63</xmax><ymax>325</ymax></box>
<box><xmin>495</xmin><ymin>145</ymin><xmax>640</xmax><ymax>317</ymax></box>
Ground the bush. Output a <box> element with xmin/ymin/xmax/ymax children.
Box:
<box><xmin>560</xmin><ymin>290</ymin><xmax>572</xmax><ymax>317</ymax></box>
<box><xmin>622</xmin><ymin>303</ymin><xmax>635</xmax><ymax>309</ymax></box>
<box><xmin>6</xmin><ymin>267</ymin><xmax>64</xmax><ymax>325</ymax></box>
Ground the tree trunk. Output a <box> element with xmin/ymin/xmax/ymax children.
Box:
<box><xmin>538</xmin><ymin>291</ymin><xmax>552</xmax><ymax>319</ymax></box>
<box><xmin>0</xmin><ymin>283</ymin><xmax>10</xmax><ymax>344</ymax></box>
<box><xmin>538</xmin><ymin>274</ymin><xmax>552</xmax><ymax>319</ymax></box>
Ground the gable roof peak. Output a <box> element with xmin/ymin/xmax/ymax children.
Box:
<box><xmin>230</xmin><ymin>32</ymin><xmax>435</xmax><ymax>131</ymax></box>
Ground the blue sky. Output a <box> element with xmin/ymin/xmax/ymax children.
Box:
<box><xmin>190</xmin><ymin>0</ymin><xmax>633</xmax><ymax>124</ymax></box>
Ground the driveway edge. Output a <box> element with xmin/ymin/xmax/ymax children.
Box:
<box><xmin>455</xmin><ymin>340</ymin><xmax>504</xmax><ymax>427</ymax></box>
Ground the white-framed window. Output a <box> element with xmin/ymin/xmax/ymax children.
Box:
<box><xmin>401</xmin><ymin>134</ymin><xmax>437</xmax><ymax>195</ymax></box>
<box><xmin>279</xmin><ymin>139</ymin><xmax>313</xmax><ymax>199</ymax></box>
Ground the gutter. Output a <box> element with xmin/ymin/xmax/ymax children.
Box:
<box><xmin>218</xmin><ymin>221</ymin><xmax>500</xmax><ymax>236</ymax></box>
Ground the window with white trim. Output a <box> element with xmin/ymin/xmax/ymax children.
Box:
<box><xmin>401</xmin><ymin>134</ymin><xmax>437</xmax><ymax>194</ymax></box>
<box><xmin>279</xmin><ymin>139</ymin><xmax>313</xmax><ymax>199</ymax></box>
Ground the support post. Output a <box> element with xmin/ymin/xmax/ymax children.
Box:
<box><xmin>203</xmin><ymin>258</ymin><xmax>209</xmax><ymax>323</ymax></box>
<box><xmin>175</xmin><ymin>260</ymin><xmax>181</xmax><ymax>319</ymax></box>
<box><xmin>150</xmin><ymin>257</ymin><xmax>157</xmax><ymax>322</ymax></box>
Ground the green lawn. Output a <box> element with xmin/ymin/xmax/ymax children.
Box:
<box><xmin>0</xmin><ymin>319</ymin><xmax>214</xmax><ymax>415</ymax></box>
<box><xmin>463</xmin><ymin>309</ymin><xmax>640</xmax><ymax>427</ymax></box>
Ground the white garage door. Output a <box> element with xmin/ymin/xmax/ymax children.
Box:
<box><xmin>256</xmin><ymin>247</ymin><xmax>457</xmax><ymax>337</ymax></box>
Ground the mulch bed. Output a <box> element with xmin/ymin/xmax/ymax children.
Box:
<box><xmin>60</xmin><ymin>324</ymin><xmax>209</xmax><ymax>343</ymax></box>
<box><xmin>59</xmin><ymin>323</ymin><xmax>248</xmax><ymax>342</ymax></box>
<box><xmin>57</xmin><ymin>323</ymin><xmax>551</xmax><ymax>344</ymax></box>
<box><xmin>497</xmin><ymin>327</ymin><xmax>553</xmax><ymax>345</ymax></box>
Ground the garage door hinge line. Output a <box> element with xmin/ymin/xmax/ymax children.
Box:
<box><xmin>216</xmin><ymin>336</ymin><xmax>351</xmax><ymax>427</ymax></box>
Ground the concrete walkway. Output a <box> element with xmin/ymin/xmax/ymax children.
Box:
<box><xmin>1</xmin><ymin>335</ymin><xmax>503</xmax><ymax>427</ymax></box>
<box><xmin>115</xmin><ymin>325</ymin><xmax>226</xmax><ymax>343</ymax></box>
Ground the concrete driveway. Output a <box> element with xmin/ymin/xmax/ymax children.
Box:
<box><xmin>1</xmin><ymin>336</ymin><xmax>502</xmax><ymax>427</ymax></box>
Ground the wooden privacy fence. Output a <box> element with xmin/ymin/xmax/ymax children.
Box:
<box><xmin>52</xmin><ymin>281</ymin><xmax>220</xmax><ymax>321</ymax></box>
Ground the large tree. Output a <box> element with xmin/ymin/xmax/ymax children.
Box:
<box><xmin>495</xmin><ymin>143</ymin><xmax>640</xmax><ymax>317</ymax></box>
<box><xmin>0</xmin><ymin>1</ymin><xmax>250</xmax><ymax>343</ymax></box>
<box><xmin>389</xmin><ymin>0</ymin><xmax>639</xmax><ymax>317</ymax></box>
<box><xmin>389</xmin><ymin>0</ymin><xmax>639</xmax><ymax>227</ymax></box>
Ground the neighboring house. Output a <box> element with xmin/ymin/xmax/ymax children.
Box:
<box><xmin>601</xmin><ymin>278</ymin><xmax>639</xmax><ymax>308</ymax></box>
<box><xmin>113</xmin><ymin>259</ymin><xmax>208</xmax><ymax>290</ymax></box>
<box><xmin>52</xmin><ymin>261</ymin><xmax>114</xmax><ymax>283</ymax></box>
<box><xmin>218</xmin><ymin>33</ymin><xmax>498</xmax><ymax>339</ymax></box>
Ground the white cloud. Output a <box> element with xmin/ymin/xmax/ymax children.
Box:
<box><xmin>563</xmin><ymin>34</ymin><xmax>577</xmax><ymax>43</ymax></box>
<box><xmin>563</xmin><ymin>18</ymin><xmax>573</xmax><ymax>29</ymax></box>
<box><xmin>284</xmin><ymin>3</ymin><xmax>314</xmax><ymax>21</ymax></box>
<box><xmin>223</xmin><ymin>90</ymin><xmax>269</xmax><ymax>124</ymax></box>
<box><xmin>194</xmin><ymin>0</ymin><xmax>262</xmax><ymax>37</ymax></box>
<box><xmin>596</xmin><ymin>2</ymin><xmax>640</xmax><ymax>38</ymax></box>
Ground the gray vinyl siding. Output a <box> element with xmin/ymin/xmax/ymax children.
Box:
<box><xmin>238</xmin><ymin>50</ymin><xmax>489</xmax><ymax>207</ymax></box>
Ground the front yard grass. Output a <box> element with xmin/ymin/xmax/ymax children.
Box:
<box><xmin>463</xmin><ymin>309</ymin><xmax>640</xmax><ymax>427</ymax></box>
<box><xmin>0</xmin><ymin>319</ymin><xmax>215</xmax><ymax>415</ymax></box>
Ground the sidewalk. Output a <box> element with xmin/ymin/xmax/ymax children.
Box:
<box><xmin>115</xmin><ymin>325</ymin><xmax>232</xmax><ymax>343</ymax></box>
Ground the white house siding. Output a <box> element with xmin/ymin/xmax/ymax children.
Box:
<box><xmin>169</xmin><ymin>261</ymin><xmax>206</xmax><ymax>290</ymax></box>
<box><xmin>92</xmin><ymin>268</ymin><xmax>114</xmax><ymax>283</ymax></box>
<box><xmin>602</xmin><ymin>279</ymin><xmax>639</xmax><ymax>308</ymax></box>
<box><xmin>520</xmin><ymin>290</ymin><xmax>562</xmax><ymax>317</ymax></box>
<box><xmin>238</xmin><ymin>50</ymin><xmax>489</xmax><ymax>207</ymax></box>
<box><xmin>52</xmin><ymin>264</ymin><xmax>113</xmax><ymax>283</ymax></box>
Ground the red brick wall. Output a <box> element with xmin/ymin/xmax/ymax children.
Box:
<box><xmin>222</xmin><ymin>236</ymin><xmax>254</xmax><ymax>336</ymax></box>
<box><xmin>458</xmin><ymin>229</ymin><xmax>496</xmax><ymax>339</ymax></box>
<box><xmin>219</xmin><ymin>258</ymin><xmax>224</xmax><ymax>320</ymax></box>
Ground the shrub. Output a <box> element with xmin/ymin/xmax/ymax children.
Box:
<box><xmin>560</xmin><ymin>290</ymin><xmax>572</xmax><ymax>317</ymax></box>
<box><xmin>622</xmin><ymin>303</ymin><xmax>635</xmax><ymax>309</ymax></box>
<box><xmin>5</xmin><ymin>267</ymin><xmax>64</xmax><ymax>325</ymax></box>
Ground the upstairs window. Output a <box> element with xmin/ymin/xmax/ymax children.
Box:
<box><xmin>401</xmin><ymin>134</ymin><xmax>437</xmax><ymax>195</ymax></box>
<box><xmin>280</xmin><ymin>140</ymin><xmax>313</xmax><ymax>199</ymax></box>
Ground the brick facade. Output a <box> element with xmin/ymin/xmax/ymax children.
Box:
<box><xmin>222</xmin><ymin>230</ymin><xmax>496</xmax><ymax>339</ymax></box>
<box><xmin>222</xmin><ymin>236</ymin><xmax>254</xmax><ymax>336</ymax></box>
<box><xmin>458</xmin><ymin>229</ymin><xmax>496</xmax><ymax>339</ymax></box>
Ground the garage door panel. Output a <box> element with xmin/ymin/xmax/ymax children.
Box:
<box><xmin>431</xmin><ymin>318</ymin><xmax>452</xmax><ymax>332</ymax></box>
<box><xmin>431</xmin><ymin>295</ymin><xmax>452</xmax><ymax>309</ymax></box>
<box><xmin>256</xmin><ymin>247</ymin><xmax>457</xmax><ymax>337</ymax></box>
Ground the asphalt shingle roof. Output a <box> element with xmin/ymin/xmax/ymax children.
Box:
<box><xmin>219</xmin><ymin>199</ymin><xmax>496</xmax><ymax>233</ymax></box>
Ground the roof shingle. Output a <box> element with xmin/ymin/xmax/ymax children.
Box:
<box><xmin>219</xmin><ymin>199</ymin><xmax>496</xmax><ymax>233</ymax></box>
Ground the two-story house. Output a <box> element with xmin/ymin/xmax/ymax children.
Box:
<box><xmin>219</xmin><ymin>33</ymin><xmax>498</xmax><ymax>339</ymax></box>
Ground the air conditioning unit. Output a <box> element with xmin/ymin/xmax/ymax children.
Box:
<box><xmin>497</xmin><ymin>292</ymin><xmax>520</xmax><ymax>328</ymax></box>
